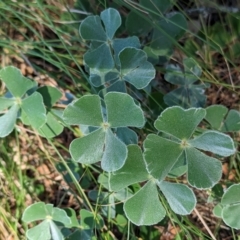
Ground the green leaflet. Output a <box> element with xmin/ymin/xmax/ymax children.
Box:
<box><xmin>101</xmin><ymin>128</ymin><xmax>127</xmax><ymax>172</ymax></box>
<box><xmin>144</xmin><ymin>134</ymin><xmax>182</xmax><ymax>181</ymax></box>
<box><xmin>124</xmin><ymin>181</ymin><xmax>165</xmax><ymax>226</ymax></box>
<box><xmin>0</xmin><ymin>66</ymin><xmax>37</xmax><ymax>97</ymax></box>
<box><xmin>37</xmin><ymin>86</ymin><xmax>62</xmax><ymax>108</ymax></box>
<box><xmin>206</xmin><ymin>105</ymin><xmax>240</xmax><ymax>132</ymax></box>
<box><xmin>64</xmin><ymin>92</ymin><xmax>145</xmax><ymax>172</ymax></box>
<box><xmin>70</xmin><ymin>128</ymin><xmax>105</xmax><ymax>164</ymax></box>
<box><xmin>105</xmin><ymin>92</ymin><xmax>145</xmax><ymax>128</ymax></box>
<box><xmin>100</xmin><ymin>8</ymin><xmax>121</xmax><ymax>39</ymax></box>
<box><xmin>154</xmin><ymin>106</ymin><xmax>206</xmax><ymax>140</ymax></box>
<box><xmin>189</xmin><ymin>131</ymin><xmax>235</xmax><ymax>157</ymax></box>
<box><xmin>150</xmin><ymin>13</ymin><xmax>187</xmax><ymax>57</ymax></box>
<box><xmin>0</xmin><ymin>97</ymin><xmax>15</xmax><ymax>111</ymax></box>
<box><xmin>220</xmin><ymin>184</ymin><xmax>240</xmax><ymax>229</ymax></box>
<box><xmin>79</xmin><ymin>8</ymin><xmax>155</xmax><ymax>92</ymax></box>
<box><xmin>63</xmin><ymin>95</ymin><xmax>103</xmax><ymax>126</ymax></box>
<box><xmin>22</xmin><ymin>202</ymin><xmax>71</xmax><ymax>240</ymax></box>
<box><xmin>158</xmin><ymin>181</ymin><xmax>196</xmax><ymax>215</ymax></box>
<box><xmin>37</xmin><ymin>111</ymin><xmax>64</xmax><ymax>138</ymax></box>
<box><xmin>109</xmin><ymin>145</ymin><xmax>149</xmax><ymax>192</ymax></box>
<box><xmin>21</xmin><ymin>92</ymin><xmax>47</xmax><ymax>129</ymax></box>
<box><xmin>0</xmin><ymin>104</ymin><xmax>19</xmax><ymax>138</ymax></box>
<box><xmin>186</xmin><ymin>147</ymin><xmax>222</xmax><ymax>189</ymax></box>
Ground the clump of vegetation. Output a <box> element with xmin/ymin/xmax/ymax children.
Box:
<box><xmin>0</xmin><ymin>1</ymin><xmax>240</xmax><ymax>239</ymax></box>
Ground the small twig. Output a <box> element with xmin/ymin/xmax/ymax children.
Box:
<box><xmin>194</xmin><ymin>208</ymin><xmax>217</xmax><ymax>240</ymax></box>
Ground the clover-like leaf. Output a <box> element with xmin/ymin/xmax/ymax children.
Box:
<box><xmin>0</xmin><ymin>67</ymin><xmax>62</xmax><ymax>138</ymax></box>
<box><xmin>80</xmin><ymin>8</ymin><xmax>120</xmax><ymax>42</ymax></box>
<box><xmin>80</xmin><ymin>8</ymin><xmax>121</xmax><ymax>72</ymax></box>
<box><xmin>0</xmin><ymin>66</ymin><xmax>37</xmax><ymax>97</ymax></box>
<box><xmin>205</xmin><ymin>105</ymin><xmax>240</xmax><ymax>132</ymax></box>
<box><xmin>0</xmin><ymin>104</ymin><xmax>19</xmax><ymax>138</ymax></box>
<box><xmin>80</xmin><ymin>8</ymin><xmax>140</xmax><ymax>64</ymax></box>
<box><xmin>164</xmin><ymin>58</ymin><xmax>209</xmax><ymax>108</ymax></box>
<box><xmin>124</xmin><ymin>180</ymin><xmax>166</xmax><ymax>226</ymax></box>
<box><xmin>109</xmin><ymin>145</ymin><xmax>149</xmax><ymax>192</ymax></box>
<box><xmin>144</xmin><ymin>106</ymin><xmax>235</xmax><ymax>189</ymax></box>
<box><xmin>158</xmin><ymin>181</ymin><xmax>196</xmax><ymax>215</ymax></box>
<box><xmin>22</xmin><ymin>202</ymin><xmax>71</xmax><ymax>225</ymax></box>
<box><xmin>22</xmin><ymin>202</ymin><xmax>71</xmax><ymax>240</ymax></box>
<box><xmin>220</xmin><ymin>184</ymin><xmax>240</xmax><ymax>229</ymax></box>
<box><xmin>150</xmin><ymin>13</ymin><xmax>187</xmax><ymax>57</ymax></box>
<box><xmin>63</xmin><ymin>92</ymin><xmax>145</xmax><ymax>172</ymax></box>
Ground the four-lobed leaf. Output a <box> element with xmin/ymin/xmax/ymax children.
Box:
<box><xmin>80</xmin><ymin>8</ymin><xmax>134</xmax><ymax>72</ymax></box>
<box><xmin>144</xmin><ymin>106</ymin><xmax>235</xmax><ymax>188</ymax></box>
<box><xmin>22</xmin><ymin>202</ymin><xmax>71</xmax><ymax>240</ymax></box>
<box><xmin>0</xmin><ymin>66</ymin><xmax>63</xmax><ymax>138</ymax></box>
<box><xmin>126</xmin><ymin>1</ymin><xmax>187</xmax><ymax>58</ymax></box>
<box><xmin>63</xmin><ymin>92</ymin><xmax>145</xmax><ymax>172</ymax></box>
<box><xmin>109</xmin><ymin>144</ymin><xmax>196</xmax><ymax>225</ymax></box>
<box><xmin>79</xmin><ymin>8</ymin><xmax>155</xmax><ymax>92</ymax></box>
<box><xmin>164</xmin><ymin>58</ymin><xmax>209</xmax><ymax>108</ymax></box>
